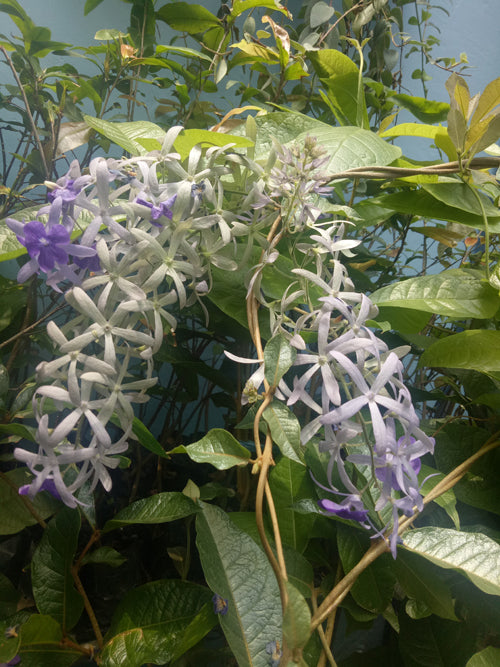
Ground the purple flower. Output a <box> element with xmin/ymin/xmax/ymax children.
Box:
<box><xmin>135</xmin><ymin>194</ymin><xmax>177</xmax><ymax>226</ymax></box>
<box><xmin>17</xmin><ymin>221</ymin><xmax>71</xmax><ymax>272</ymax></box>
<box><xmin>375</xmin><ymin>446</ymin><xmax>422</xmax><ymax>492</ymax></box>
<box><xmin>73</xmin><ymin>244</ymin><xmax>101</xmax><ymax>272</ymax></box>
<box><xmin>0</xmin><ymin>657</ymin><xmax>21</xmax><ymax>667</ymax></box>
<box><xmin>212</xmin><ymin>593</ymin><xmax>228</xmax><ymax>615</ymax></box>
<box><xmin>19</xmin><ymin>477</ymin><xmax>62</xmax><ymax>502</ymax></box>
<box><xmin>47</xmin><ymin>178</ymin><xmax>83</xmax><ymax>205</ymax></box>
<box><xmin>318</xmin><ymin>494</ymin><xmax>370</xmax><ymax>525</ymax></box>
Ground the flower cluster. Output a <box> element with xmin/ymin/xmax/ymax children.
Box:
<box><xmin>9</xmin><ymin>126</ymin><xmax>433</xmax><ymax>555</ymax></box>
<box><xmin>9</xmin><ymin>127</ymin><xmax>251</xmax><ymax>507</ymax></box>
<box><xmin>231</xmin><ymin>144</ymin><xmax>434</xmax><ymax>557</ymax></box>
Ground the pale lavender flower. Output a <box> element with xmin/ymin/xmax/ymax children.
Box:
<box><xmin>318</xmin><ymin>494</ymin><xmax>370</xmax><ymax>526</ymax></box>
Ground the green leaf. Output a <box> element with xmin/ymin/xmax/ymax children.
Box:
<box><xmin>310</xmin><ymin>1</ymin><xmax>335</xmax><ymax>28</ymax></box>
<box><xmin>94</xmin><ymin>28</ymin><xmax>127</xmax><ymax>40</ymax></box>
<box><xmin>157</xmin><ymin>2</ymin><xmax>220</xmax><ymax>34</ymax></box>
<box><xmin>423</xmin><ymin>182</ymin><xmax>500</xmax><ymax>219</ymax></box>
<box><xmin>394</xmin><ymin>550</ymin><xmax>458</xmax><ymax>621</ymax></box>
<box><xmin>18</xmin><ymin>614</ymin><xmax>82</xmax><ymax>667</ymax></box>
<box><xmin>264</xmin><ymin>334</ymin><xmax>296</xmax><ymax>387</ymax></box>
<box><xmin>420</xmin><ymin>330</ymin><xmax>500</xmax><ymax>372</ymax></box>
<box><xmin>390</xmin><ymin>92</ymin><xmax>450</xmax><ymax>123</ymax></box>
<box><xmin>470</xmin><ymin>77</ymin><xmax>500</xmax><ymax>127</ymax></box>
<box><xmin>262</xmin><ymin>401</ymin><xmax>304</xmax><ymax>465</ymax></box>
<box><xmin>371</xmin><ymin>269</ymin><xmax>500</xmax><ymax>319</ymax></box>
<box><xmin>338</xmin><ymin>525</ymin><xmax>396</xmax><ymax>613</ymax></box>
<box><xmin>131</xmin><ymin>417</ymin><xmax>169</xmax><ymax>458</ymax></box>
<box><xmin>380</xmin><ymin>121</ymin><xmax>445</xmax><ymax>140</ymax></box>
<box><xmin>231</xmin><ymin>0</ymin><xmax>290</xmax><ymax>18</ymax></box>
<box><xmin>81</xmin><ymin>546</ymin><xmax>126</xmax><ymax>568</ymax></box>
<box><xmin>171</xmin><ymin>429</ymin><xmax>251</xmax><ymax>470</ymax></box>
<box><xmin>156</xmin><ymin>43</ymin><xmax>212</xmax><ymax>62</ymax></box>
<box><xmin>31</xmin><ymin>508</ymin><xmax>83</xmax><ymax>631</ymax></box>
<box><xmin>308</xmin><ymin>49</ymin><xmax>369</xmax><ymax>128</ymax></box>
<box><xmin>467</xmin><ymin>646</ymin><xmax>500</xmax><ymax>667</ymax></box>
<box><xmin>434</xmin><ymin>423</ymin><xmax>500</xmax><ymax>515</ymax></box>
<box><xmin>56</xmin><ymin>121</ymin><xmax>92</xmax><ymax>155</ymax></box>
<box><xmin>402</xmin><ymin>527</ymin><xmax>500</xmax><ymax>596</ymax></box>
<box><xmin>420</xmin><ymin>464</ymin><xmax>459</xmax><ymax>529</ymax></box>
<box><xmin>174</xmin><ymin>128</ymin><xmax>253</xmax><ymax>160</ymax></box>
<box><xmin>239</xmin><ymin>112</ymin><xmax>400</xmax><ymax>171</ymax></box>
<box><xmin>100</xmin><ymin>580</ymin><xmax>215</xmax><ymax>667</ymax></box>
<box><xmin>84</xmin><ymin>116</ymin><xmax>167</xmax><ymax>155</ymax></box>
<box><xmin>375</xmin><ymin>306</ymin><xmax>430</xmax><ymax>334</ymax></box>
<box><xmin>283</xmin><ymin>582</ymin><xmax>311</xmax><ymax>651</ymax></box>
<box><xmin>103</xmin><ymin>492</ymin><xmax>199</xmax><ymax>532</ymax></box>
<box><xmin>0</xmin><ymin>469</ymin><xmax>58</xmax><ymax>535</ymax></box>
<box><xmin>269</xmin><ymin>457</ymin><xmax>316</xmax><ymax>553</ymax></box>
<box><xmin>0</xmin><ymin>572</ymin><xmax>19</xmax><ymax>619</ymax></box>
<box><xmin>372</xmin><ymin>190</ymin><xmax>500</xmax><ymax>230</ymax></box>
<box><xmin>398</xmin><ymin>614</ymin><xmax>475</xmax><ymax>667</ymax></box>
<box><xmin>0</xmin><ymin>219</ymin><xmax>28</xmax><ymax>262</ymax></box>
<box><xmin>84</xmin><ymin>0</ymin><xmax>105</xmax><ymax>14</ymax></box>
<box><xmin>196</xmin><ymin>502</ymin><xmax>282</xmax><ymax>667</ymax></box>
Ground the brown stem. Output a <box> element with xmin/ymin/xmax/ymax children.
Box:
<box><xmin>71</xmin><ymin>566</ymin><xmax>104</xmax><ymax>649</ymax></box>
<box><xmin>329</xmin><ymin>157</ymin><xmax>500</xmax><ymax>181</ymax></box>
<box><xmin>311</xmin><ymin>433</ymin><xmax>500</xmax><ymax>632</ymax></box>
<box><xmin>0</xmin><ymin>304</ymin><xmax>63</xmax><ymax>351</ymax></box>
<box><xmin>74</xmin><ymin>529</ymin><xmax>101</xmax><ymax>571</ymax></box>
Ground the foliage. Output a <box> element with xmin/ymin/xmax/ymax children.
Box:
<box><xmin>1</xmin><ymin>1</ymin><xmax>500</xmax><ymax>666</ymax></box>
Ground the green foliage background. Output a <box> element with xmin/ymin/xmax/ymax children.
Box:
<box><xmin>1</xmin><ymin>1</ymin><xmax>500</xmax><ymax>665</ymax></box>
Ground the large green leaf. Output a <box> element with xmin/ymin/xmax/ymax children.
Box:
<box><xmin>0</xmin><ymin>469</ymin><xmax>58</xmax><ymax>535</ymax></box>
<box><xmin>420</xmin><ymin>330</ymin><xmax>500</xmax><ymax>372</ymax></box>
<box><xmin>371</xmin><ymin>269</ymin><xmax>500</xmax><ymax>319</ymax></box>
<box><xmin>402</xmin><ymin>527</ymin><xmax>500</xmax><ymax>596</ymax></box>
<box><xmin>434</xmin><ymin>423</ymin><xmax>500</xmax><ymax>515</ymax></box>
<box><xmin>231</xmin><ymin>0</ymin><xmax>289</xmax><ymax>18</ymax></box>
<box><xmin>242</xmin><ymin>112</ymin><xmax>400</xmax><ymax>171</ymax></box>
<box><xmin>157</xmin><ymin>2</ymin><xmax>220</xmax><ymax>34</ymax></box>
<box><xmin>102</xmin><ymin>491</ymin><xmax>199</xmax><ymax>532</ymax></box>
<box><xmin>423</xmin><ymin>182</ymin><xmax>500</xmax><ymax>219</ymax></box>
<box><xmin>100</xmin><ymin>580</ymin><xmax>215</xmax><ymax>667</ymax></box>
<box><xmin>269</xmin><ymin>457</ymin><xmax>316</xmax><ymax>553</ymax></box>
<box><xmin>31</xmin><ymin>508</ymin><xmax>83</xmax><ymax>631</ymax></box>
<box><xmin>398</xmin><ymin>614</ymin><xmax>475</xmax><ymax>667</ymax></box>
<box><xmin>18</xmin><ymin>615</ymin><xmax>82</xmax><ymax>667</ymax></box>
<box><xmin>196</xmin><ymin>502</ymin><xmax>282</xmax><ymax>667</ymax></box>
<box><xmin>308</xmin><ymin>49</ymin><xmax>369</xmax><ymax>128</ymax></box>
<box><xmin>372</xmin><ymin>189</ymin><xmax>500</xmax><ymax>230</ymax></box>
<box><xmin>84</xmin><ymin>116</ymin><xmax>167</xmax><ymax>155</ymax></box>
<box><xmin>337</xmin><ymin>525</ymin><xmax>396</xmax><ymax>614</ymax></box>
<box><xmin>467</xmin><ymin>647</ymin><xmax>500</xmax><ymax>667</ymax></box>
<box><xmin>174</xmin><ymin>128</ymin><xmax>253</xmax><ymax>160</ymax></box>
<box><xmin>394</xmin><ymin>550</ymin><xmax>458</xmax><ymax>621</ymax></box>
<box><xmin>390</xmin><ymin>92</ymin><xmax>450</xmax><ymax>123</ymax></box>
<box><xmin>171</xmin><ymin>429</ymin><xmax>251</xmax><ymax>470</ymax></box>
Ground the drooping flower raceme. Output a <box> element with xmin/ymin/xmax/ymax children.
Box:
<box><xmin>10</xmin><ymin>127</ymin><xmax>254</xmax><ymax>507</ymax></box>
<box><xmin>229</xmin><ymin>137</ymin><xmax>434</xmax><ymax>557</ymax></box>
